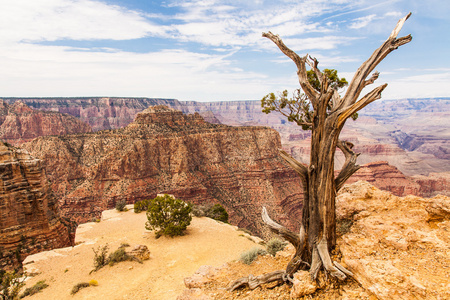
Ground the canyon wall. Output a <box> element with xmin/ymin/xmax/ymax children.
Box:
<box><xmin>3</xmin><ymin>97</ymin><xmax>180</xmax><ymax>132</ymax></box>
<box><xmin>0</xmin><ymin>100</ymin><xmax>91</xmax><ymax>145</ymax></box>
<box><xmin>23</xmin><ymin>106</ymin><xmax>303</xmax><ymax>238</ymax></box>
<box><xmin>0</xmin><ymin>143</ymin><xmax>74</xmax><ymax>270</ymax></box>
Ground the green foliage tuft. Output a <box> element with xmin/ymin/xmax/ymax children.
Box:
<box><xmin>261</xmin><ymin>68</ymin><xmax>354</xmax><ymax>130</ymax></box>
<box><xmin>240</xmin><ymin>247</ymin><xmax>267</xmax><ymax>265</ymax></box>
<box><xmin>266</xmin><ymin>238</ymin><xmax>287</xmax><ymax>257</ymax></box>
<box><xmin>145</xmin><ymin>195</ymin><xmax>192</xmax><ymax>238</ymax></box>
<box><xmin>307</xmin><ymin>69</ymin><xmax>348</xmax><ymax>92</ymax></box>
<box><xmin>71</xmin><ymin>282</ymin><xmax>89</xmax><ymax>295</ymax></box>
<box><xmin>20</xmin><ymin>280</ymin><xmax>48</xmax><ymax>298</ymax></box>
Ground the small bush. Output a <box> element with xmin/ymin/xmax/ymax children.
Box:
<box><xmin>107</xmin><ymin>247</ymin><xmax>141</xmax><ymax>266</ymax></box>
<box><xmin>192</xmin><ymin>203</ymin><xmax>229</xmax><ymax>223</ymax></box>
<box><xmin>206</xmin><ymin>204</ymin><xmax>229</xmax><ymax>223</ymax></box>
<box><xmin>266</xmin><ymin>238</ymin><xmax>287</xmax><ymax>256</ymax></box>
<box><xmin>88</xmin><ymin>280</ymin><xmax>98</xmax><ymax>286</ymax></box>
<box><xmin>71</xmin><ymin>282</ymin><xmax>89</xmax><ymax>295</ymax></box>
<box><xmin>91</xmin><ymin>244</ymin><xmax>141</xmax><ymax>273</ymax></box>
<box><xmin>115</xmin><ymin>200</ymin><xmax>127</xmax><ymax>212</ymax></box>
<box><xmin>145</xmin><ymin>195</ymin><xmax>192</xmax><ymax>238</ymax></box>
<box><xmin>20</xmin><ymin>280</ymin><xmax>48</xmax><ymax>298</ymax></box>
<box><xmin>92</xmin><ymin>245</ymin><xmax>109</xmax><ymax>272</ymax></box>
<box><xmin>1</xmin><ymin>270</ymin><xmax>26</xmax><ymax>299</ymax></box>
<box><xmin>240</xmin><ymin>247</ymin><xmax>267</xmax><ymax>265</ymax></box>
<box><xmin>134</xmin><ymin>199</ymin><xmax>150</xmax><ymax>213</ymax></box>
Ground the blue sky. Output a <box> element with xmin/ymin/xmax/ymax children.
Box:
<box><xmin>0</xmin><ymin>0</ymin><xmax>448</xmax><ymax>101</ymax></box>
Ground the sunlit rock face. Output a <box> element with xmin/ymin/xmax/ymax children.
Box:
<box><xmin>337</xmin><ymin>181</ymin><xmax>450</xmax><ymax>300</ymax></box>
<box><xmin>0</xmin><ymin>143</ymin><xmax>74</xmax><ymax>270</ymax></box>
<box><xmin>23</xmin><ymin>106</ymin><xmax>303</xmax><ymax>238</ymax></box>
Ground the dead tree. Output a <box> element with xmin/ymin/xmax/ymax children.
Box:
<box><xmin>229</xmin><ymin>13</ymin><xmax>412</xmax><ymax>290</ymax></box>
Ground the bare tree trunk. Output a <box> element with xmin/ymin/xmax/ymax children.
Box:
<box><xmin>229</xmin><ymin>13</ymin><xmax>412</xmax><ymax>291</ymax></box>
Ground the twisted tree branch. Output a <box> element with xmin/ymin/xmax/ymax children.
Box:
<box><xmin>262</xmin><ymin>32</ymin><xmax>319</xmax><ymax>107</ymax></box>
<box><xmin>335</xmin><ymin>140</ymin><xmax>360</xmax><ymax>191</ymax></box>
<box><xmin>340</xmin><ymin>13</ymin><xmax>412</xmax><ymax>110</ymax></box>
<box><xmin>262</xmin><ymin>207</ymin><xmax>300</xmax><ymax>248</ymax></box>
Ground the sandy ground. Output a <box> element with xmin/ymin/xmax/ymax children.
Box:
<box><xmin>22</xmin><ymin>206</ymin><xmax>263</xmax><ymax>300</ymax></box>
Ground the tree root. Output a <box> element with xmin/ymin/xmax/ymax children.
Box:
<box><xmin>227</xmin><ymin>270</ymin><xmax>286</xmax><ymax>291</ymax></box>
<box><xmin>317</xmin><ymin>237</ymin><xmax>347</xmax><ymax>280</ymax></box>
<box><xmin>228</xmin><ymin>208</ymin><xmax>354</xmax><ymax>293</ymax></box>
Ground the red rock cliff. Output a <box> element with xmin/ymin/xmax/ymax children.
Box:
<box><xmin>23</xmin><ymin>106</ymin><xmax>303</xmax><ymax>238</ymax></box>
<box><xmin>0</xmin><ymin>143</ymin><xmax>74</xmax><ymax>270</ymax></box>
<box><xmin>0</xmin><ymin>100</ymin><xmax>91</xmax><ymax>145</ymax></box>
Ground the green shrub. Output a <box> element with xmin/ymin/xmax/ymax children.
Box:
<box><xmin>240</xmin><ymin>247</ymin><xmax>267</xmax><ymax>265</ymax></box>
<box><xmin>107</xmin><ymin>246</ymin><xmax>141</xmax><ymax>266</ymax></box>
<box><xmin>20</xmin><ymin>280</ymin><xmax>48</xmax><ymax>298</ymax></box>
<box><xmin>134</xmin><ymin>199</ymin><xmax>150</xmax><ymax>213</ymax></box>
<box><xmin>266</xmin><ymin>238</ymin><xmax>287</xmax><ymax>256</ymax></box>
<box><xmin>206</xmin><ymin>204</ymin><xmax>228</xmax><ymax>223</ymax></box>
<box><xmin>192</xmin><ymin>203</ymin><xmax>228</xmax><ymax>223</ymax></box>
<box><xmin>1</xmin><ymin>270</ymin><xmax>26</xmax><ymax>300</ymax></box>
<box><xmin>145</xmin><ymin>194</ymin><xmax>192</xmax><ymax>238</ymax></box>
<box><xmin>71</xmin><ymin>282</ymin><xmax>89</xmax><ymax>295</ymax></box>
<box><xmin>115</xmin><ymin>200</ymin><xmax>127</xmax><ymax>212</ymax></box>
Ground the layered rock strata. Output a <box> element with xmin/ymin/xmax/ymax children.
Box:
<box><xmin>345</xmin><ymin>161</ymin><xmax>421</xmax><ymax>197</ymax></box>
<box><xmin>23</xmin><ymin>106</ymin><xmax>303</xmax><ymax>238</ymax></box>
<box><xmin>0</xmin><ymin>143</ymin><xmax>74</xmax><ymax>270</ymax></box>
<box><xmin>7</xmin><ymin>97</ymin><xmax>447</xmax><ymax>193</ymax></box>
<box><xmin>0</xmin><ymin>100</ymin><xmax>91</xmax><ymax>145</ymax></box>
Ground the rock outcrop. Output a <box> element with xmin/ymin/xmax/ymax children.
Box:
<box><xmin>23</xmin><ymin>106</ymin><xmax>303</xmax><ymax>238</ymax></box>
<box><xmin>345</xmin><ymin>161</ymin><xmax>421</xmax><ymax>197</ymax></box>
<box><xmin>0</xmin><ymin>100</ymin><xmax>91</xmax><ymax>145</ymax></box>
<box><xmin>411</xmin><ymin>172</ymin><xmax>450</xmax><ymax>197</ymax></box>
<box><xmin>0</xmin><ymin>143</ymin><xmax>74</xmax><ymax>270</ymax></box>
<box><xmin>337</xmin><ymin>181</ymin><xmax>450</xmax><ymax>300</ymax></box>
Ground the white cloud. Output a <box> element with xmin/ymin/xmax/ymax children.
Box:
<box><xmin>379</xmin><ymin>71</ymin><xmax>450</xmax><ymax>100</ymax></box>
<box><xmin>0</xmin><ymin>42</ymin><xmax>271</xmax><ymax>101</ymax></box>
<box><xmin>0</xmin><ymin>0</ymin><xmax>167</xmax><ymax>44</ymax></box>
<box><xmin>348</xmin><ymin>14</ymin><xmax>377</xmax><ymax>29</ymax></box>
<box><xmin>282</xmin><ymin>36</ymin><xmax>360</xmax><ymax>52</ymax></box>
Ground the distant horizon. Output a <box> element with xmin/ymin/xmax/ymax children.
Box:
<box><xmin>2</xmin><ymin>96</ymin><xmax>450</xmax><ymax>103</ymax></box>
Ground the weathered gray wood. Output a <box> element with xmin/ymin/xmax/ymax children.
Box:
<box><xmin>229</xmin><ymin>13</ymin><xmax>412</xmax><ymax>291</ymax></box>
<box><xmin>227</xmin><ymin>270</ymin><xmax>285</xmax><ymax>291</ymax></box>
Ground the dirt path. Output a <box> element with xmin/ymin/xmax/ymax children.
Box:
<box><xmin>22</xmin><ymin>207</ymin><xmax>263</xmax><ymax>300</ymax></box>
